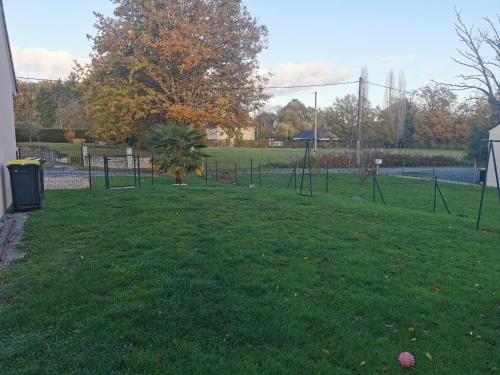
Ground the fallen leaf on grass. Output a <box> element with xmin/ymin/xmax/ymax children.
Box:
<box><xmin>431</xmin><ymin>287</ymin><xmax>441</xmax><ymax>293</ymax></box>
<box><xmin>321</xmin><ymin>349</ymin><xmax>331</xmax><ymax>357</ymax></box>
<box><xmin>425</xmin><ymin>352</ymin><xmax>433</xmax><ymax>361</ymax></box>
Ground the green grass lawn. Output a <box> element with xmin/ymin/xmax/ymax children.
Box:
<box><xmin>0</xmin><ymin>180</ymin><xmax>498</xmax><ymax>374</ymax></box>
<box><xmin>202</xmin><ymin>171</ymin><xmax>499</xmax><ymax>229</ymax></box>
<box><xmin>19</xmin><ymin>142</ymin><xmax>467</xmax><ymax>169</ymax></box>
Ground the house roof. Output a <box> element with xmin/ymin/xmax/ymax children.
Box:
<box><xmin>489</xmin><ymin>124</ymin><xmax>500</xmax><ymax>135</ymax></box>
<box><xmin>293</xmin><ymin>129</ymin><xmax>333</xmax><ymax>140</ymax></box>
<box><xmin>0</xmin><ymin>0</ymin><xmax>17</xmax><ymax>94</ymax></box>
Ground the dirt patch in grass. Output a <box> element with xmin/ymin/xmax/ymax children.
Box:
<box><xmin>0</xmin><ymin>213</ymin><xmax>28</xmax><ymax>268</ymax></box>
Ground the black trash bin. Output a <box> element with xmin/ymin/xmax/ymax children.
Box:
<box><xmin>479</xmin><ymin>168</ymin><xmax>486</xmax><ymax>184</ymax></box>
<box><xmin>26</xmin><ymin>157</ymin><xmax>45</xmax><ymax>197</ymax></box>
<box><xmin>7</xmin><ymin>159</ymin><xmax>43</xmax><ymax>211</ymax></box>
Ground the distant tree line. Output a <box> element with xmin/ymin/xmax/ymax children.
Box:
<box><xmin>14</xmin><ymin>76</ymin><xmax>89</xmax><ymax>142</ymax></box>
<box><xmin>255</xmin><ymin>81</ymin><xmax>493</xmax><ymax>160</ymax></box>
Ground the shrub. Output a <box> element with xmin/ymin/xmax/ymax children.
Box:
<box><xmin>317</xmin><ymin>152</ymin><xmax>465</xmax><ymax>168</ymax></box>
<box><xmin>16</xmin><ymin>128</ymin><xmax>89</xmax><ymax>143</ymax></box>
<box><xmin>64</xmin><ymin>128</ymin><xmax>76</xmax><ymax>143</ymax></box>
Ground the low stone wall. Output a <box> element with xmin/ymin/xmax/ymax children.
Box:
<box><xmin>83</xmin><ymin>155</ymin><xmax>153</xmax><ymax>169</ymax></box>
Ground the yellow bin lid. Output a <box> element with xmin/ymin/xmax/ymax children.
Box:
<box><xmin>7</xmin><ymin>159</ymin><xmax>40</xmax><ymax>166</ymax></box>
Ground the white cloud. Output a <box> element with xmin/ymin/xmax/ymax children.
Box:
<box><xmin>12</xmin><ymin>46</ymin><xmax>89</xmax><ymax>80</ymax></box>
<box><xmin>264</xmin><ymin>61</ymin><xmax>356</xmax><ymax>94</ymax></box>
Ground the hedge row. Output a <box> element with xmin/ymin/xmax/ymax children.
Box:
<box><xmin>318</xmin><ymin>152</ymin><xmax>466</xmax><ymax>168</ymax></box>
<box><xmin>15</xmin><ymin>128</ymin><xmax>90</xmax><ymax>143</ymax></box>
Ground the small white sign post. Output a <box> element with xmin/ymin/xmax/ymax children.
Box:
<box><xmin>127</xmin><ymin>147</ymin><xmax>133</xmax><ymax>169</ymax></box>
<box><xmin>374</xmin><ymin>159</ymin><xmax>383</xmax><ymax>175</ymax></box>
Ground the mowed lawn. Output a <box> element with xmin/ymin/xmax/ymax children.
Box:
<box><xmin>0</xmin><ymin>182</ymin><xmax>499</xmax><ymax>374</ymax></box>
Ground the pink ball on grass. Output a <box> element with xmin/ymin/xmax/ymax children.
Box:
<box><xmin>398</xmin><ymin>352</ymin><xmax>415</xmax><ymax>368</ymax></box>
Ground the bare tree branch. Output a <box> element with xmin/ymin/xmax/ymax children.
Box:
<box><xmin>435</xmin><ymin>9</ymin><xmax>500</xmax><ymax>124</ymax></box>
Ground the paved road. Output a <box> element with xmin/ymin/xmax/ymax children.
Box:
<box><xmin>380</xmin><ymin>167</ymin><xmax>478</xmax><ymax>184</ymax></box>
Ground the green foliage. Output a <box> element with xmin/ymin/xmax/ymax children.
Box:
<box><xmin>466</xmin><ymin>102</ymin><xmax>493</xmax><ymax>162</ymax></box>
<box><xmin>35</xmin><ymin>87</ymin><xmax>57</xmax><ymax>127</ymax></box>
<box><xmin>16</xmin><ymin>79</ymin><xmax>87</xmax><ymax>130</ymax></box>
<box><xmin>15</xmin><ymin>128</ymin><xmax>89</xmax><ymax>143</ymax></box>
<box><xmin>153</xmin><ymin>123</ymin><xmax>207</xmax><ymax>184</ymax></box>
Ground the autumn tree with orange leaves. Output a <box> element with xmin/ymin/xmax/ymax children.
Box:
<box><xmin>84</xmin><ymin>0</ymin><xmax>269</xmax><ymax>143</ymax></box>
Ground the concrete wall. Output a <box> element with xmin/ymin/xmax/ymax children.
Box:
<box><xmin>206</xmin><ymin>126</ymin><xmax>256</xmax><ymax>141</ymax></box>
<box><xmin>486</xmin><ymin>125</ymin><xmax>500</xmax><ymax>188</ymax></box>
<box><xmin>0</xmin><ymin>4</ymin><xmax>17</xmax><ymax>217</ymax></box>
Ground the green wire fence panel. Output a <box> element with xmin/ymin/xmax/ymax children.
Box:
<box><xmin>104</xmin><ymin>155</ymin><xmax>141</xmax><ymax>189</ymax></box>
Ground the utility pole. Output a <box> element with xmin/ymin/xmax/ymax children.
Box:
<box><xmin>356</xmin><ymin>77</ymin><xmax>363</xmax><ymax>167</ymax></box>
<box><xmin>314</xmin><ymin>91</ymin><xmax>318</xmax><ymax>157</ymax></box>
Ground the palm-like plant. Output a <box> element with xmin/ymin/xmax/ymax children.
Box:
<box><xmin>153</xmin><ymin>123</ymin><xmax>207</xmax><ymax>185</ymax></box>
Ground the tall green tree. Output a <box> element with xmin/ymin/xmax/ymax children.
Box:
<box><xmin>321</xmin><ymin>95</ymin><xmax>358</xmax><ymax>146</ymax></box>
<box><xmin>466</xmin><ymin>100</ymin><xmax>493</xmax><ymax>161</ymax></box>
<box><xmin>275</xmin><ymin>99</ymin><xmax>313</xmax><ymax>138</ymax></box>
<box><xmin>36</xmin><ymin>86</ymin><xmax>57</xmax><ymax>127</ymax></box>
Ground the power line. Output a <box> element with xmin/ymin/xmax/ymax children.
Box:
<box><xmin>365</xmin><ymin>80</ymin><xmax>419</xmax><ymax>97</ymax></box>
<box><xmin>17</xmin><ymin>76</ymin><xmax>64</xmax><ymax>82</ymax></box>
<box><xmin>267</xmin><ymin>80</ymin><xmax>359</xmax><ymax>89</ymax></box>
<box><xmin>15</xmin><ymin>75</ymin><xmax>423</xmax><ymax>96</ymax></box>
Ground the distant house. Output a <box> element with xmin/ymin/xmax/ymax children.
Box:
<box><xmin>292</xmin><ymin>129</ymin><xmax>335</xmax><ymax>141</ymax></box>
<box><xmin>486</xmin><ymin>124</ymin><xmax>500</xmax><ymax>188</ymax></box>
<box><xmin>205</xmin><ymin>125</ymin><xmax>256</xmax><ymax>146</ymax></box>
<box><xmin>0</xmin><ymin>0</ymin><xmax>17</xmax><ymax>218</ymax></box>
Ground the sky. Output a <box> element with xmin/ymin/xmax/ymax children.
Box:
<box><xmin>3</xmin><ymin>0</ymin><xmax>499</xmax><ymax>108</ymax></box>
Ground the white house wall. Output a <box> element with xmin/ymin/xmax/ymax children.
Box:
<box><xmin>0</xmin><ymin>4</ymin><xmax>17</xmax><ymax>217</ymax></box>
<box><xmin>486</xmin><ymin>125</ymin><xmax>500</xmax><ymax>188</ymax></box>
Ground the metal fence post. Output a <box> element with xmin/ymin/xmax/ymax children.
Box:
<box><xmin>234</xmin><ymin>161</ymin><xmax>238</xmax><ymax>184</ymax></box>
<box><xmin>205</xmin><ymin>158</ymin><xmax>208</xmax><ymax>186</ymax></box>
<box><xmin>433</xmin><ymin>178</ymin><xmax>437</xmax><ymax>213</ymax></box>
<box><xmin>435</xmin><ymin>178</ymin><xmax>450</xmax><ymax>214</ymax></box>
<box><xmin>295</xmin><ymin>161</ymin><xmax>298</xmax><ymax>189</ymax></box>
<box><xmin>476</xmin><ymin>142</ymin><xmax>493</xmax><ymax>230</ymax></box>
<box><xmin>137</xmin><ymin>155</ymin><xmax>141</xmax><ymax>188</ymax></box>
<box><xmin>104</xmin><ymin>156</ymin><xmax>109</xmax><ymax>189</ymax></box>
<box><xmin>151</xmin><ymin>156</ymin><xmax>154</xmax><ymax>186</ymax></box>
<box><xmin>250</xmin><ymin>158</ymin><xmax>253</xmax><ymax>186</ymax></box>
<box><xmin>372</xmin><ymin>174</ymin><xmax>376</xmax><ymax>202</ymax></box>
<box><xmin>258</xmin><ymin>163</ymin><xmax>262</xmax><ymax>187</ymax></box>
<box><xmin>88</xmin><ymin>154</ymin><xmax>92</xmax><ymax>190</ymax></box>
<box><xmin>133</xmin><ymin>155</ymin><xmax>138</xmax><ymax>187</ymax></box>
<box><xmin>325</xmin><ymin>163</ymin><xmax>329</xmax><ymax>193</ymax></box>
<box><xmin>491</xmin><ymin>143</ymin><xmax>500</xmax><ymax>201</ymax></box>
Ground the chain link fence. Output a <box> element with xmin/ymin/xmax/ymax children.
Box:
<box><xmin>16</xmin><ymin>145</ymin><xmax>499</xmax><ymax>230</ymax></box>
